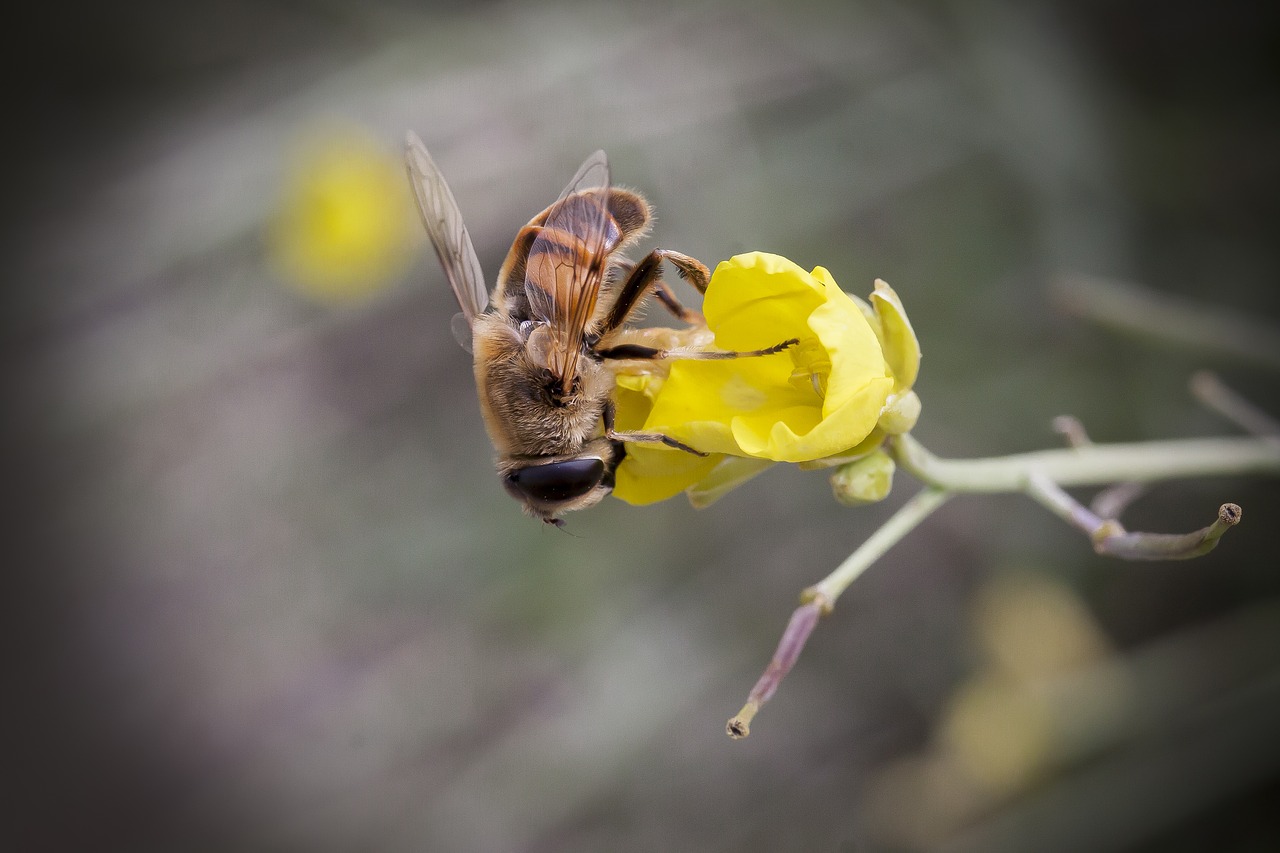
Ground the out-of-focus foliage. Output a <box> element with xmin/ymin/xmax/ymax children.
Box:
<box><xmin>10</xmin><ymin>1</ymin><xmax>1280</xmax><ymax>851</ymax></box>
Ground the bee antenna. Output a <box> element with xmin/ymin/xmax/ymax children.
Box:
<box><xmin>546</xmin><ymin>517</ymin><xmax>584</xmax><ymax>538</ymax></box>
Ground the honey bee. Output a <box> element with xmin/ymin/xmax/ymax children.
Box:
<box><xmin>405</xmin><ymin>133</ymin><xmax>795</xmax><ymax>525</ymax></box>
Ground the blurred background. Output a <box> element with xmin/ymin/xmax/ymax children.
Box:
<box><xmin>8</xmin><ymin>1</ymin><xmax>1280</xmax><ymax>850</ymax></box>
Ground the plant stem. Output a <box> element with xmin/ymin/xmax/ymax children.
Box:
<box><xmin>809</xmin><ymin>486</ymin><xmax>951</xmax><ymax>604</ymax></box>
<box><xmin>1051</xmin><ymin>273</ymin><xmax>1280</xmax><ymax>371</ymax></box>
<box><xmin>727</xmin><ymin>486</ymin><xmax>950</xmax><ymax>739</ymax></box>
<box><xmin>729</xmin><ymin>430</ymin><xmax>1279</xmax><ymax>739</ymax></box>
<box><xmin>891</xmin><ymin>433</ymin><xmax>1280</xmax><ymax>492</ymax></box>
<box><xmin>1191</xmin><ymin>371</ymin><xmax>1280</xmax><ymax>437</ymax></box>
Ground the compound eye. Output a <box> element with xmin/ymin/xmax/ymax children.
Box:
<box><xmin>504</xmin><ymin>458</ymin><xmax>605</xmax><ymax>508</ymax></box>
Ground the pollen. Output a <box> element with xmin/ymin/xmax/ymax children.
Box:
<box><xmin>787</xmin><ymin>339</ymin><xmax>831</xmax><ymax>398</ymax></box>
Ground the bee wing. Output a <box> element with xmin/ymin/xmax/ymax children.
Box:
<box><xmin>524</xmin><ymin>150</ymin><xmax>613</xmax><ymax>395</ymax></box>
<box><xmin>405</xmin><ymin>132</ymin><xmax>489</xmax><ymax>350</ymax></box>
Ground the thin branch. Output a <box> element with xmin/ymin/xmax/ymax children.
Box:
<box><xmin>891</xmin><ymin>432</ymin><xmax>1280</xmax><ymax>492</ymax></box>
<box><xmin>727</xmin><ymin>598</ymin><xmax>826</xmax><ymax>739</ymax></box>
<box><xmin>1098</xmin><ymin>503</ymin><xmax>1242</xmax><ymax>560</ymax></box>
<box><xmin>809</xmin><ymin>487</ymin><xmax>952</xmax><ymax>604</ymax></box>
<box><xmin>1024</xmin><ymin>469</ymin><xmax>1113</xmax><ymax>536</ymax></box>
<box><xmin>727</xmin><ymin>488</ymin><xmax>950</xmax><ymax>738</ymax></box>
<box><xmin>1089</xmin><ymin>480</ymin><xmax>1146</xmax><ymax>520</ymax></box>
<box><xmin>1051</xmin><ymin>273</ymin><xmax>1280</xmax><ymax>372</ymax></box>
<box><xmin>1190</xmin><ymin>371</ymin><xmax>1280</xmax><ymax>437</ymax></box>
<box><xmin>1052</xmin><ymin>414</ymin><xmax>1093</xmax><ymax>448</ymax></box>
<box><xmin>1052</xmin><ymin>415</ymin><xmax>1147</xmax><ymax>517</ymax></box>
<box><xmin>1025</xmin><ymin>471</ymin><xmax>1243</xmax><ymax>559</ymax></box>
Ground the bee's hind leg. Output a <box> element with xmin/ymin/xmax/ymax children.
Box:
<box><xmin>597</xmin><ymin>249</ymin><xmax>796</xmax><ymax>361</ymax></box>
<box><xmin>602</xmin><ymin>249</ymin><xmax>709</xmax><ymax>334</ymax></box>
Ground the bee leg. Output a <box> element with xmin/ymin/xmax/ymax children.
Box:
<box><xmin>610</xmin><ymin>430</ymin><xmax>711</xmax><ymax>456</ymax></box>
<box><xmin>602</xmin><ymin>249</ymin><xmax>709</xmax><ymax>334</ymax></box>
<box><xmin>659</xmin><ymin>250</ymin><xmax>711</xmax><ymax>294</ymax></box>
<box><xmin>601</xmin><ymin>399</ymin><xmax>708</xmax><ymax>456</ymax></box>
<box><xmin>642</xmin><ymin>249</ymin><xmax>711</xmax><ymax>320</ymax></box>
<box><xmin>597</xmin><ymin>338</ymin><xmax>800</xmax><ymax>362</ymax></box>
<box><xmin>649</xmin><ymin>280</ymin><xmax>704</xmax><ymax>324</ymax></box>
<box><xmin>614</xmin><ymin>259</ymin><xmax>701</xmax><ymax>323</ymax></box>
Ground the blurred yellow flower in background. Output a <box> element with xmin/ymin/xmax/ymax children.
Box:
<box><xmin>862</xmin><ymin>571</ymin><xmax>1135</xmax><ymax>849</ymax></box>
<box><xmin>613</xmin><ymin>252</ymin><xmax>921</xmax><ymax>505</ymax></box>
<box><xmin>268</xmin><ymin>123</ymin><xmax>417</xmax><ymax>300</ymax></box>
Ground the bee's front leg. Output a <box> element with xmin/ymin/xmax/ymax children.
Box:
<box><xmin>600</xmin><ymin>399</ymin><xmax>709</xmax><ymax>457</ymax></box>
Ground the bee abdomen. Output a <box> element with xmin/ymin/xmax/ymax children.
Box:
<box><xmin>604</xmin><ymin>189</ymin><xmax>650</xmax><ymax>237</ymax></box>
<box><xmin>495</xmin><ymin>188</ymin><xmax>651</xmax><ymax>312</ymax></box>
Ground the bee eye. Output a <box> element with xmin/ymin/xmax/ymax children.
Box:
<box><xmin>504</xmin><ymin>458</ymin><xmax>605</xmax><ymax>508</ymax></box>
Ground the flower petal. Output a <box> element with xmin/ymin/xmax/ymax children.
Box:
<box><xmin>686</xmin><ymin>457</ymin><xmax>776</xmax><ymax>508</ymax></box>
<box><xmin>703</xmin><ymin>253</ymin><xmax>826</xmax><ymax>351</ymax></box>
<box><xmin>612</xmin><ymin>370</ymin><xmax>724</xmax><ymax>505</ymax></box>
<box><xmin>871</xmin><ymin>279</ymin><xmax>921</xmax><ymax>392</ymax></box>
<box><xmin>810</xmin><ymin>281</ymin><xmax>893</xmax><ymax>419</ymax></box>
<box><xmin>642</xmin><ymin>356</ymin><xmax>808</xmax><ymax>457</ymax></box>
<box><xmin>613</xmin><ymin>446</ymin><xmax>722</xmax><ymax>505</ymax></box>
<box><xmin>728</xmin><ymin>374</ymin><xmax>893</xmax><ymax>463</ymax></box>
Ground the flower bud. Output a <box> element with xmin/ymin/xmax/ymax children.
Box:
<box><xmin>831</xmin><ymin>449</ymin><xmax>895</xmax><ymax>505</ymax></box>
<box><xmin>877</xmin><ymin>390</ymin><xmax>921</xmax><ymax>435</ymax></box>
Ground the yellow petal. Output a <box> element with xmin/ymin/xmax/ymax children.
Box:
<box><xmin>810</xmin><ymin>281</ymin><xmax>893</xmax><ymax>419</ymax></box>
<box><xmin>728</xmin><ymin>376</ymin><xmax>892</xmax><ymax>462</ymax></box>
<box><xmin>871</xmin><ymin>279</ymin><xmax>921</xmax><ymax>392</ymax></box>
<box><xmin>686</xmin><ymin>456</ymin><xmax>776</xmax><ymax>508</ymax></box>
<box><xmin>643</xmin><ymin>356</ymin><xmax>806</xmax><ymax>456</ymax></box>
<box><xmin>703</xmin><ymin>253</ymin><xmax>826</xmax><ymax>351</ymax></box>
<box><xmin>726</xmin><ymin>273</ymin><xmax>892</xmax><ymax>462</ymax></box>
<box><xmin>612</xmin><ymin>372</ymin><xmax>663</xmax><ymax>431</ymax></box>
<box><xmin>613</xmin><ymin>445</ymin><xmax>723</xmax><ymax>505</ymax></box>
<box><xmin>611</xmin><ymin>370</ymin><xmax>722</xmax><ymax>504</ymax></box>
<box><xmin>636</xmin><ymin>254</ymin><xmax>894</xmax><ymax>463</ymax></box>
<box><xmin>796</xmin><ymin>427</ymin><xmax>887</xmax><ymax>469</ymax></box>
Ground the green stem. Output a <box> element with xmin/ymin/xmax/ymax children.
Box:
<box><xmin>1051</xmin><ymin>273</ymin><xmax>1280</xmax><ymax>371</ymax></box>
<box><xmin>730</xmin><ymin>431</ymin><xmax>1279</xmax><ymax>738</ymax></box>
<box><xmin>1191</xmin><ymin>371</ymin><xmax>1280</xmax><ymax>437</ymax></box>
<box><xmin>892</xmin><ymin>433</ymin><xmax>1280</xmax><ymax>492</ymax></box>
<box><xmin>809</xmin><ymin>486</ymin><xmax>951</xmax><ymax>604</ymax></box>
<box><xmin>728</xmin><ymin>485</ymin><xmax>950</xmax><ymax>739</ymax></box>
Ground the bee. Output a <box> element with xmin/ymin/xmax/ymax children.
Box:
<box><xmin>405</xmin><ymin>133</ymin><xmax>795</xmax><ymax>525</ymax></box>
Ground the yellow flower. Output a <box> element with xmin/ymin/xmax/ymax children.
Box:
<box><xmin>613</xmin><ymin>252</ymin><xmax>921</xmax><ymax>505</ymax></box>
<box><xmin>268</xmin><ymin>124</ymin><xmax>417</xmax><ymax>300</ymax></box>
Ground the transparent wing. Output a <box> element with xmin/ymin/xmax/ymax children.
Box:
<box><xmin>524</xmin><ymin>150</ymin><xmax>612</xmax><ymax>394</ymax></box>
<box><xmin>405</xmin><ymin>132</ymin><xmax>489</xmax><ymax>339</ymax></box>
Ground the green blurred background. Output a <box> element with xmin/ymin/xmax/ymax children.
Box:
<box><xmin>9</xmin><ymin>1</ymin><xmax>1280</xmax><ymax>850</ymax></box>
